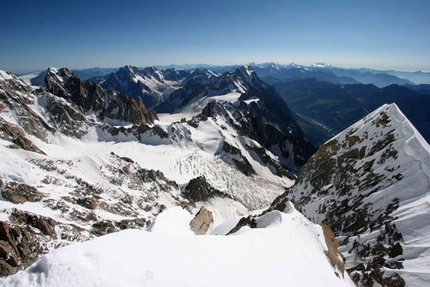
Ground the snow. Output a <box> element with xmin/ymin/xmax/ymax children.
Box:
<box><xmin>0</xmin><ymin>70</ymin><xmax>14</xmax><ymax>80</ymax></box>
<box><xmin>0</xmin><ymin>204</ymin><xmax>355</xmax><ymax>287</ymax></box>
<box><xmin>4</xmin><ymin>67</ymin><xmax>428</xmax><ymax>286</ymax></box>
<box><xmin>244</xmin><ymin>96</ymin><xmax>260</xmax><ymax>104</ymax></box>
<box><xmin>19</xmin><ymin>72</ymin><xmax>42</xmax><ymax>88</ymax></box>
<box><xmin>291</xmin><ymin>103</ymin><xmax>430</xmax><ymax>286</ymax></box>
<box><xmin>172</xmin><ymin>91</ymin><xmax>241</xmax><ymax>119</ymax></box>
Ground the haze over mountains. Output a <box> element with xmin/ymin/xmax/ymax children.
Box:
<box><xmin>0</xmin><ymin>62</ymin><xmax>429</xmax><ymax>287</ymax></box>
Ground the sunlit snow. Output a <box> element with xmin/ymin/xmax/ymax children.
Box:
<box><xmin>0</xmin><ymin>205</ymin><xmax>356</xmax><ymax>287</ymax></box>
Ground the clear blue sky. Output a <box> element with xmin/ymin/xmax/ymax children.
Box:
<box><xmin>1</xmin><ymin>0</ymin><xmax>429</xmax><ymax>73</ymax></box>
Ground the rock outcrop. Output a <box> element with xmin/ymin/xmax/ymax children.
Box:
<box><xmin>45</xmin><ymin>67</ymin><xmax>158</xmax><ymax>127</ymax></box>
<box><xmin>1</xmin><ymin>181</ymin><xmax>44</xmax><ymax>204</ymax></box>
<box><xmin>189</xmin><ymin>206</ymin><xmax>214</xmax><ymax>235</ymax></box>
<box><xmin>183</xmin><ymin>176</ymin><xmax>224</xmax><ymax>202</ymax></box>
<box><xmin>0</xmin><ymin>208</ymin><xmax>61</xmax><ymax>276</ymax></box>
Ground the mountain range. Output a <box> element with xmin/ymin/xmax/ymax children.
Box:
<box><xmin>270</xmin><ymin>78</ymin><xmax>430</xmax><ymax>145</ymax></box>
<box><xmin>60</xmin><ymin>62</ymin><xmax>430</xmax><ymax>86</ymax></box>
<box><xmin>0</xmin><ymin>64</ymin><xmax>429</xmax><ymax>287</ymax></box>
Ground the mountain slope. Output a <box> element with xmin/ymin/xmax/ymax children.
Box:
<box><xmin>272</xmin><ymin>79</ymin><xmax>430</xmax><ymax>145</ymax></box>
<box><xmin>0</xmin><ymin>205</ymin><xmax>356</xmax><ymax>287</ymax></box>
<box><xmin>156</xmin><ymin>64</ymin><xmax>316</xmax><ymax>170</ymax></box>
<box><xmin>0</xmin><ymin>68</ymin><xmax>298</xmax><ymax>275</ymax></box>
<box><xmin>97</xmin><ymin>66</ymin><xmax>188</xmax><ymax>109</ymax></box>
<box><xmin>281</xmin><ymin>103</ymin><xmax>430</xmax><ymax>286</ymax></box>
<box><xmin>44</xmin><ymin>67</ymin><xmax>158</xmax><ymax>127</ymax></box>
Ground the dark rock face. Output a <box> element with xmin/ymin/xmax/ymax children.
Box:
<box><xmin>0</xmin><ymin>221</ymin><xmax>44</xmax><ymax>276</ymax></box>
<box><xmin>154</xmin><ymin>69</ymin><xmax>216</xmax><ymax>113</ymax></box>
<box><xmin>0</xmin><ymin>209</ymin><xmax>60</xmax><ymax>276</ymax></box>
<box><xmin>220</xmin><ymin>141</ymin><xmax>255</xmax><ymax>176</ymax></box>
<box><xmin>247</xmin><ymin>145</ymin><xmax>295</xmax><ymax>179</ymax></box>
<box><xmin>183</xmin><ymin>176</ymin><xmax>224</xmax><ymax>202</ymax></box>
<box><xmin>0</xmin><ymin>119</ymin><xmax>45</xmax><ymax>154</ymax></box>
<box><xmin>197</xmin><ymin>66</ymin><xmax>315</xmax><ymax>171</ymax></box>
<box><xmin>44</xmin><ymin>68</ymin><xmax>158</xmax><ymax>127</ymax></box>
<box><xmin>200</xmin><ymin>98</ymin><xmax>313</xmax><ymax>172</ymax></box>
<box><xmin>0</xmin><ymin>73</ymin><xmax>50</xmax><ymax>153</ymax></box>
<box><xmin>39</xmin><ymin>91</ymin><xmax>89</xmax><ymax>138</ymax></box>
<box><xmin>227</xmin><ymin>215</ymin><xmax>257</xmax><ymax>235</ymax></box>
<box><xmin>10</xmin><ymin>209</ymin><xmax>57</xmax><ymax>238</ymax></box>
<box><xmin>189</xmin><ymin>206</ymin><xmax>214</xmax><ymax>235</ymax></box>
<box><xmin>76</xmin><ymin>197</ymin><xmax>98</xmax><ymax>210</ymax></box>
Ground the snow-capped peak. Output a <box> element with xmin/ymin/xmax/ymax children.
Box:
<box><xmin>287</xmin><ymin>102</ymin><xmax>430</xmax><ymax>286</ymax></box>
<box><xmin>310</xmin><ymin>62</ymin><xmax>332</xmax><ymax>68</ymax></box>
<box><xmin>0</xmin><ymin>70</ymin><xmax>14</xmax><ymax>81</ymax></box>
<box><xmin>235</xmin><ymin>64</ymin><xmax>256</xmax><ymax>82</ymax></box>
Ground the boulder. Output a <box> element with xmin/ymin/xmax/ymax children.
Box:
<box><xmin>189</xmin><ymin>206</ymin><xmax>214</xmax><ymax>235</ymax></box>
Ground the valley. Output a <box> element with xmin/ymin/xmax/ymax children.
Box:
<box><xmin>0</xmin><ymin>63</ymin><xmax>429</xmax><ymax>287</ymax></box>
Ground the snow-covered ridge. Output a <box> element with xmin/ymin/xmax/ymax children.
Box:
<box><xmin>0</xmin><ymin>205</ymin><xmax>356</xmax><ymax>287</ymax></box>
<box><xmin>287</xmin><ymin>103</ymin><xmax>430</xmax><ymax>286</ymax></box>
<box><xmin>0</xmin><ymin>70</ymin><xmax>14</xmax><ymax>81</ymax></box>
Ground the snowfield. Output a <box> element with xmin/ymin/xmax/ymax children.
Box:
<box><xmin>0</xmin><ymin>204</ymin><xmax>356</xmax><ymax>287</ymax></box>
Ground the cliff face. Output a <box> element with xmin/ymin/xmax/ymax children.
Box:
<box><xmin>45</xmin><ymin>67</ymin><xmax>158</xmax><ymax>127</ymax></box>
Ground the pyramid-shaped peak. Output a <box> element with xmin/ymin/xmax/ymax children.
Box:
<box><xmin>234</xmin><ymin>64</ymin><xmax>257</xmax><ymax>82</ymax></box>
<box><xmin>142</xmin><ymin>66</ymin><xmax>159</xmax><ymax>73</ymax></box>
<box><xmin>142</xmin><ymin>66</ymin><xmax>164</xmax><ymax>81</ymax></box>
<box><xmin>119</xmin><ymin>65</ymin><xmax>139</xmax><ymax>75</ymax></box>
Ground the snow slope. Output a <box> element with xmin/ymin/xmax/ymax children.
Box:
<box><xmin>0</xmin><ymin>204</ymin><xmax>355</xmax><ymax>287</ymax></box>
<box><xmin>0</xmin><ymin>67</ymin><xmax>297</xmax><ymax>276</ymax></box>
<box><xmin>287</xmin><ymin>103</ymin><xmax>430</xmax><ymax>286</ymax></box>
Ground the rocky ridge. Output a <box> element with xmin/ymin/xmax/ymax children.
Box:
<box><xmin>280</xmin><ymin>103</ymin><xmax>430</xmax><ymax>286</ymax></box>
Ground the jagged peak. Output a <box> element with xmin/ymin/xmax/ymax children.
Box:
<box><xmin>236</xmin><ymin>64</ymin><xmax>255</xmax><ymax>77</ymax></box>
<box><xmin>142</xmin><ymin>66</ymin><xmax>159</xmax><ymax>74</ymax></box>
<box><xmin>0</xmin><ymin>70</ymin><xmax>16</xmax><ymax>81</ymax></box>
<box><xmin>231</xmin><ymin>65</ymin><xmax>259</xmax><ymax>85</ymax></box>
<box><xmin>141</xmin><ymin>66</ymin><xmax>164</xmax><ymax>82</ymax></box>
<box><xmin>119</xmin><ymin>65</ymin><xmax>139</xmax><ymax>75</ymax></box>
<box><xmin>0</xmin><ymin>69</ymin><xmax>32</xmax><ymax>93</ymax></box>
<box><xmin>47</xmin><ymin>67</ymin><xmax>59</xmax><ymax>74</ymax></box>
<box><xmin>46</xmin><ymin>67</ymin><xmax>75</xmax><ymax>77</ymax></box>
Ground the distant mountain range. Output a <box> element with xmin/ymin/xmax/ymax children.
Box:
<box><xmin>1</xmin><ymin>63</ymin><xmax>430</xmax><ymax>286</ymax></box>
<box><xmin>66</xmin><ymin>62</ymin><xmax>430</xmax><ymax>86</ymax></box>
<box><xmin>24</xmin><ymin>64</ymin><xmax>430</xmax><ymax>148</ymax></box>
<box><xmin>270</xmin><ymin>78</ymin><xmax>430</xmax><ymax>145</ymax></box>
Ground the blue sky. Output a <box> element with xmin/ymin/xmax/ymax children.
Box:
<box><xmin>1</xmin><ymin>0</ymin><xmax>429</xmax><ymax>73</ymax></box>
